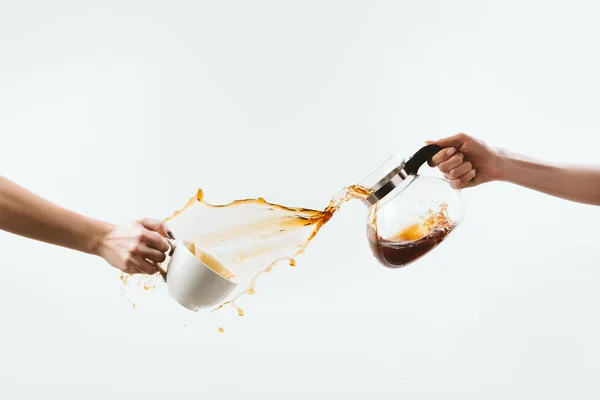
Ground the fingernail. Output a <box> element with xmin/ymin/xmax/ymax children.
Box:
<box><xmin>167</xmin><ymin>230</ymin><xmax>175</xmax><ymax>240</ymax></box>
<box><xmin>447</xmin><ymin>147</ymin><xmax>456</xmax><ymax>156</ymax></box>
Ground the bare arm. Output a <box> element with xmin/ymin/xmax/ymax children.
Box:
<box><xmin>0</xmin><ymin>176</ymin><xmax>172</xmax><ymax>274</ymax></box>
<box><xmin>427</xmin><ymin>133</ymin><xmax>600</xmax><ymax>206</ymax></box>
<box><xmin>496</xmin><ymin>149</ymin><xmax>600</xmax><ymax>206</ymax></box>
<box><xmin>0</xmin><ymin>176</ymin><xmax>112</xmax><ymax>255</ymax></box>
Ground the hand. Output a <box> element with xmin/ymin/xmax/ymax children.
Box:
<box><xmin>426</xmin><ymin>133</ymin><xmax>502</xmax><ymax>189</ymax></box>
<box><xmin>97</xmin><ymin>218</ymin><xmax>173</xmax><ymax>275</ymax></box>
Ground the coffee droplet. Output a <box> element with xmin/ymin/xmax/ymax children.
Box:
<box><xmin>235</xmin><ymin>306</ymin><xmax>244</xmax><ymax>317</ymax></box>
<box><xmin>218</xmin><ymin>327</ymin><xmax>224</xmax><ymax>333</ymax></box>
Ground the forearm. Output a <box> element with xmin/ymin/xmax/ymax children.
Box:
<box><xmin>0</xmin><ymin>176</ymin><xmax>112</xmax><ymax>255</ymax></box>
<box><xmin>496</xmin><ymin>149</ymin><xmax>600</xmax><ymax>206</ymax></box>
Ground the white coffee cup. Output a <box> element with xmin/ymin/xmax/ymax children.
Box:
<box><xmin>159</xmin><ymin>241</ymin><xmax>237</xmax><ymax>311</ymax></box>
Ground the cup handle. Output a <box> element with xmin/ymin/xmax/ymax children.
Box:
<box><xmin>156</xmin><ymin>238</ymin><xmax>177</xmax><ymax>282</ymax></box>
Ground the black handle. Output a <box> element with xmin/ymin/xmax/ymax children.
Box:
<box><xmin>404</xmin><ymin>144</ymin><xmax>443</xmax><ymax>175</ymax></box>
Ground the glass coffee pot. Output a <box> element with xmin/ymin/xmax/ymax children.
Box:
<box><xmin>359</xmin><ymin>144</ymin><xmax>465</xmax><ymax>268</ymax></box>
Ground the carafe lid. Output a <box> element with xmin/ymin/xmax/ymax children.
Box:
<box><xmin>360</xmin><ymin>145</ymin><xmax>443</xmax><ymax>206</ymax></box>
<box><xmin>360</xmin><ymin>155</ymin><xmax>410</xmax><ymax>207</ymax></box>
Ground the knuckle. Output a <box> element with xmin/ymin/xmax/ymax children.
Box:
<box><xmin>155</xmin><ymin>252</ymin><xmax>167</xmax><ymax>263</ymax></box>
<box><xmin>140</xmin><ymin>230</ymin><xmax>152</xmax><ymax>243</ymax></box>
<box><xmin>125</xmin><ymin>254</ymin><xmax>136</xmax><ymax>266</ymax></box>
<box><xmin>132</xmin><ymin>244</ymin><xmax>144</xmax><ymax>255</ymax></box>
<box><xmin>451</xmin><ymin>154</ymin><xmax>462</xmax><ymax>163</ymax></box>
<box><xmin>129</xmin><ymin>240</ymin><xmax>144</xmax><ymax>252</ymax></box>
<box><xmin>135</xmin><ymin>233</ymin><xmax>145</xmax><ymax>245</ymax></box>
<box><xmin>143</xmin><ymin>264</ymin><xmax>157</xmax><ymax>275</ymax></box>
<box><xmin>155</xmin><ymin>236</ymin><xmax>167</xmax><ymax>249</ymax></box>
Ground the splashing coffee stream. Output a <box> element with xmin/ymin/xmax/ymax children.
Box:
<box><xmin>118</xmin><ymin>183</ymin><xmax>455</xmax><ymax>324</ymax></box>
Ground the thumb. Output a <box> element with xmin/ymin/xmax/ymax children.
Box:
<box><xmin>140</xmin><ymin>218</ymin><xmax>174</xmax><ymax>239</ymax></box>
<box><xmin>425</xmin><ymin>133</ymin><xmax>468</xmax><ymax>149</ymax></box>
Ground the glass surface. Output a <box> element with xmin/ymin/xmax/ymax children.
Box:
<box><xmin>359</xmin><ymin>151</ymin><xmax>406</xmax><ymax>193</ymax></box>
<box><xmin>366</xmin><ymin>175</ymin><xmax>465</xmax><ymax>268</ymax></box>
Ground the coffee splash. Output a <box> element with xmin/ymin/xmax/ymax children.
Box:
<box><xmin>392</xmin><ymin>203</ymin><xmax>452</xmax><ymax>242</ymax></box>
<box><xmin>119</xmin><ymin>185</ymin><xmax>456</xmax><ymax>328</ymax></box>
<box><xmin>120</xmin><ymin>185</ymin><xmax>371</xmax><ymax>317</ymax></box>
<box><xmin>368</xmin><ymin>203</ymin><xmax>456</xmax><ymax>268</ymax></box>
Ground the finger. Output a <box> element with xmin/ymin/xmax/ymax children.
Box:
<box><xmin>426</xmin><ymin>133</ymin><xmax>469</xmax><ymax>149</ymax></box>
<box><xmin>450</xmin><ymin>169</ymin><xmax>476</xmax><ymax>189</ymax></box>
<box><xmin>428</xmin><ymin>147</ymin><xmax>456</xmax><ymax>167</ymax></box>
<box><xmin>135</xmin><ymin>244</ymin><xmax>167</xmax><ymax>264</ymax></box>
<box><xmin>130</xmin><ymin>256</ymin><xmax>159</xmax><ymax>275</ymax></box>
<box><xmin>446</xmin><ymin>160</ymin><xmax>473</xmax><ymax>180</ymax></box>
<box><xmin>141</xmin><ymin>230</ymin><xmax>171</xmax><ymax>253</ymax></box>
<box><xmin>438</xmin><ymin>154</ymin><xmax>465</xmax><ymax>173</ymax></box>
<box><xmin>140</xmin><ymin>218</ymin><xmax>173</xmax><ymax>239</ymax></box>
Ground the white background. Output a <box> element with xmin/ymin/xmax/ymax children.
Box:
<box><xmin>1</xmin><ymin>1</ymin><xmax>600</xmax><ymax>398</ymax></box>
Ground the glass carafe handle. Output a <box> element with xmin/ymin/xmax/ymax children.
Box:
<box><xmin>404</xmin><ymin>144</ymin><xmax>443</xmax><ymax>175</ymax></box>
